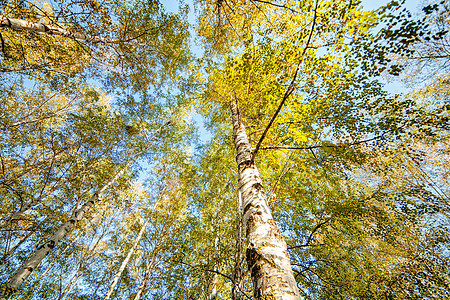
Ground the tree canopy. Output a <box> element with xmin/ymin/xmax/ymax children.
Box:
<box><xmin>1</xmin><ymin>0</ymin><xmax>449</xmax><ymax>299</ymax></box>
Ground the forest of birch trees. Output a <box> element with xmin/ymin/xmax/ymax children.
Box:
<box><xmin>1</xmin><ymin>0</ymin><xmax>449</xmax><ymax>298</ymax></box>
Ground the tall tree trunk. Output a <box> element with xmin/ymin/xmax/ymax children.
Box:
<box><xmin>230</xmin><ymin>101</ymin><xmax>300</xmax><ymax>299</ymax></box>
<box><xmin>103</xmin><ymin>217</ymin><xmax>150</xmax><ymax>300</ymax></box>
<box><xmin>60</xmin><ymin>210</ymin><xmax>117</xmax><ymax>300</ymax></box>
<box><xmin>23</xmin><ymin>236</ymin><xmax>80</xmax><ymax>299</ymax></box>
<box><xmin>133</xmin><ymin>220</ymin><xmax>169</xmax><ymax>300</ymax></box>
<box><xmin>0</xmin><ymin>15</ymin><xmax>115</xmax><ymax>44</ymax></box>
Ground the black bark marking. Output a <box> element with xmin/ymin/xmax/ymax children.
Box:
<box><xmin>47</xmin><ymin>240</ymin><xmax>56</xmax><ymax>249</ymax></box>
<box><xmin>0</xmin><ymin>32</ymin><xmax>6</xmax><ymax>57</ymax></box>
<box><xmin>252</xmin><ymin>182</ymin><xmax>263</xmax><ymax>190</ymax></box>
<box><xmin>243</xmin><ymin>202</ymin><xmax>252</xmax><ymax>216</ymax></box>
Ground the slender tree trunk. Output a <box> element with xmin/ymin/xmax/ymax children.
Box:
<box><xmin>230</xmin><ymin>101</ymin><xmax>300</xmax><ymax>299</ymax></box>
<box><xmin>133</xmin><ymin>220</ymin><xmax>168</xmax><ymax>300</ymax></box>
<box><xmin>132</xmin><ymin>249</ymin><xmax>157</xmax><ymax>300</ymax></box>
<box><xmin>103</xmin><ymin>217</ymin><xmax>150</xmax><ymax>300</ymax></box>
<box><xmin>0</xmin><ymin>15</ymin><xmax>115</xmax><ymax>44</ymax></box>
<box><xmin>60</xmin><ymin>211</ymin><xmax>117</xmax><ymax>300</ymax></box>
<box><xmin>232</xmin><ymin>190</ymin><xmax>245</xmax><ymax>300</ymax></box>
<box><xmin>103</xmin><ymin>182</ymin><xmax>170</xmax><ymax>300</ymax></box>
<box><xmin>60</xmin><ymin>271</ymin><xmax>80</xmax><ymax>300</ymax></box>
<box><xmin>210</xmin><ymin>237</ymin><xmax>219</xmax><ymax>300</ymax></box>
<box><xmin>0</xmin><ymin>154</ymin><xmax>140</xmax><ymax>300</ymax></box>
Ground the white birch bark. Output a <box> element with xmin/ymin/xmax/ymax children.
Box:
<box><xmin>103</xmin><ymin>217</ymin><xmax>150</xmax><ymax>300</ymax></box>
<box><xmin>22</xmin><ymin>236</ymin><xmax>80</xmax><ymax>299</ymax></box>
<box><xmin>0</xmin><ymin>15</ymin><xmax>115</xmax><ymax>44</ymax></box>
<box><xmin>230</xmin><ymin>101</ymin><xmax>300</xmax><ymax>299</ymax></box>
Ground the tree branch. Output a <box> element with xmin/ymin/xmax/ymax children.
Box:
<box><xmin>251</xmin><ymin>0</ymin><xmax>298</xmax><ymax>13</ymax></box>
<box><xmin>251</xmin><ymin>0</ymin><xmax>319</xmax><ymax>161</ymax></box>
<box><xmin>288</xmin><ymin>218</ymin><xmax>331</xmax><ymax>250</ymax></box>
<box><xmin>256</xmin><ymin>135</ymin><xmax>385</xmax><ymax>151</ymax></box>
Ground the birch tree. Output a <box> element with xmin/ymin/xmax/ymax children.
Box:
<box><xmin>229</xmin><ymin>101</ymin><xmax>300</xmax><ymax>299</ymax></box>
<box><xmin>0</xmin><ymin>119</ymin><xmax>170</xmax><ymax>299</ymax></box>
<box><xmin>195</xmin><ymin>0</ymin><xmax>450</xmax><ymax>298</ymax></box>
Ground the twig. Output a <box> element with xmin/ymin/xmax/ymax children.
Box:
<box><xmin>0</xmin><ymin>151</ymin><xmax>4</xmax><ymax>176</ymax></box>
<box><xmin>267</xmin><ymin>152</ymin><xmax>292</xmax><ymax>208</ymax></box>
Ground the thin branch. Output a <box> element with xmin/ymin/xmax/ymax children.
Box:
<box><xmin>288</xmin><ymin>218</ymin><xmax>331</xmax><ymax>250</ymax></box>
<box><xmin>407</xmin><ymin>54</ymin><xmax>450</xmax><ymax>60</ymax></box>
<box><xmin>252</xmin><ymin>0</ymin><xmax>319</xmax><ymax>161</ymax></box>
<box><xmin>0</xmin><ymin>151</ymin><xmax>4</xmax><ymax>176</ymax></box>
<box><xmin>309</xmin><ymin>148</ymin><xmax>320</xmax><ymax>163</ymax></box>
<box><xmin>295</xmin><ymin>267</ymin><xmax>345</xmax><ymax>288</ymax></box>
<box><xmin>249</xmin><ymin>0</ymin><xmax>276</xmax><ymax>29</ymax></box>
<box><xmin>257</xmin><ymin>135</ymin><xmax>384</xmax><ymax>151</ymax></box>
<box><xmin>288</xmin><ymin>243</ymin><xmax>326</xmax><ymax>249</ymax></box>
<box><xmin>0</xmin><ymin>65</ymin><xmax>70</xmax><ymax>74</ymax></box>
<box><xmin>268</xmin><ymin>152</ymin><xmax>292</xmax><ymax>208</ymax></box>
<box><xmin>251</xmin><ymin>0</ymin><xmax>298</xmax><ymax>13</ymax></box>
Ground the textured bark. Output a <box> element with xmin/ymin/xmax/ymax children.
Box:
<box><xmin>0</xmin><ymin>15</ymin><xmax>115</xmax><ymax>44</ymax></box>
<box><xmin>230</xmin><ymin>101</ymin><xmax>300</xmax><ymax>300</ymax></box>
<box><xmin>22</xmin><ymin>236</ymin><xmax>80</xmax><ymax>299</ymax></box>
<box><xmin>103</xmin><ymin>217</ymin><xmax>150</xmax><ymax>300</ymax></box>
